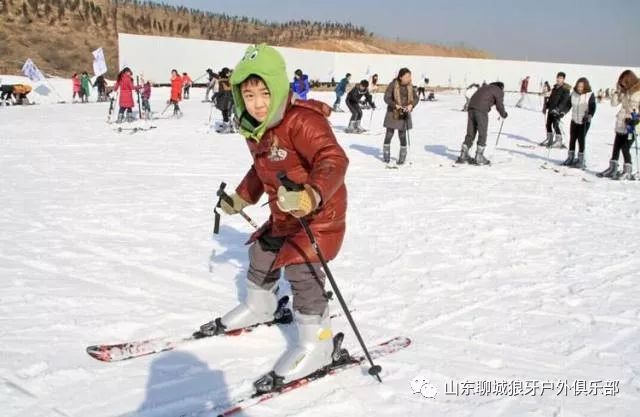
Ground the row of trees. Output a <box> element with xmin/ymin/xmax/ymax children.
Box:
<box><xmin>0</xmin><ymin>0</ymin><xmax>374</xmax><ymax>77</ymax></box>
<box><xmin>0</xmin><ymin>0</ymin><xmax>370</xmax><ymax>42</ymax></box>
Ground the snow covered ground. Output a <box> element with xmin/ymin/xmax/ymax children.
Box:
<box><xmin>1</xmin><ymin>82</ymin><xmax>639</xmax><ymax>417</ymax></box>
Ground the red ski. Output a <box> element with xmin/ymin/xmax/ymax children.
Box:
<box><xmin>211</xmin><ymin>335</ymin><xmax>411</xmax><ymax>417</ymax></box>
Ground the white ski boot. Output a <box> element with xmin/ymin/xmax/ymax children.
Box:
<box><xmin>254</xmin><ymin>309</ymin><xmax>339</xmax><ymax>393</ymax></box>
<box><xmin>198</xmin><ymin>281</ymin><xmax>280</xmax><ymax>335</ymax></box>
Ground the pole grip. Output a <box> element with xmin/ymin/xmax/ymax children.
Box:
<box><xmin>213</xmin><ymin>182</ymin><xmax>227</xmax><ymax>235</ymax></box>
<box><xmin>277</xmin><ymin>171</ymin><xmax>304</xmax><ymax>191</ymax></box>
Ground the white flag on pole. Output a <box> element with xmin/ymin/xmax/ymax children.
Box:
<box><xmin>92</xmin><ymin>47</ymin><xmax>108</xmax><ymax>77</ymax></box>
<box><xmin>21</xmin><ymin>59</ymin><xmax>45</xmax><ymax>82</ymax></box>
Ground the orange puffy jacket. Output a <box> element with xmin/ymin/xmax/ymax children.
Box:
<box><xmin>170</xmin><ymin>76</ymin><xmax>182</xmax><ymax>102</ymax></box>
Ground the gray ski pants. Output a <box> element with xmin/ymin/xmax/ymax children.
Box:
<box><xmin>464</xmin><ymin>110</ymin><xmax>489</xmax><ymax>148</ymax></box>
<box><xmin>247</xmin><ymin>242</ymin><xmax>328</xmax><ymax>315</ymax></box>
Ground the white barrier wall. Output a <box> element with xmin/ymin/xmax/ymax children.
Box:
<box><xmin>119</xmin><ymin>33</ymin><xmax>637</xmax><ymax>91</ymax></box>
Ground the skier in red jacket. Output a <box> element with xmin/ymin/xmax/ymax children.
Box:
<box><xmin>72</xmin><ymin>73</ymin><xmax>81</xmax><ymax>102</ymax></box>
<box><xmin>169</xmin><ymin>69</ymin><xmax>183</xmax><ymax>118</ymax></box>
<box><xmin>113</xmin><ymin>67</ymin><xmax>136</xmax><ymax>123</ymax></box>
<box><xmin>198</xmin><ymin>44</ymin><xmax>349</xmax><ymax>393</ymax></box>
<box><xmin>182</xmin><ymin>72</ymin><xmax>192</xmax><ymax>99</ymax></box>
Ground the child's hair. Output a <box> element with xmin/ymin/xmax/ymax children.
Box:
<box><xmin>359</xmin><ymin>79</ymin><xmax>369</xmax><ymax>88</ymax></box>
<box><xmin>240</xmin><ymin>74</ymin><xmax>267</xmax><ymax>88</ymax></box>
<box><xmin>171</xmin><ymin>69</ymin><xmax>178</xmax><ymax>75</ymax></box>
<box><xmin>557</xmin><ymin>71</ymin><xmax>566</xmax><ymax>79</ymax></box>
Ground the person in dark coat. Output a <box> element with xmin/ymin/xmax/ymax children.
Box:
<box><xmin>382</xmin><ymin>68</ymin><xmax>419</xmax><ymax>165</ymax></box>
<box><xmin>93</xmin><ymin>75</ymin><xmax>108</xmax><ymax>102</ymax></box>
<box><xmin>205</xmin><ymin>68</ymin><xmax>217</xmax><ymax>101</ymax></box>
<box><xmin>344</xmin><ymin>80</ymin><xmax>375</xmax><ymax>133</ymax></box>
<box><xmin>214</xmin><ymin>67</ymin><xmax>235</xmax><ymax>133</ymax></box>
<box><xmin>456</xmin><ymin>81</ymin><xmax>508</xmax><ymax>165</ymax></box>
<box><xmin>540</xmin><ymin>72</ymin><xmax>572</xmax><ymax>148</ymax></box>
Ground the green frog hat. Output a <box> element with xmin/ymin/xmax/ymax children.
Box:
<box><xmin>230</xmin><ymin>44</ymin><xmax>291</xmax><ymax>141</ymax></box>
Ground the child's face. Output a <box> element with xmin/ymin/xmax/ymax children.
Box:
<box><xmin>241</xmin><ymin>79</ymin><xmax>271</xmax><ymax>123</ymax></box>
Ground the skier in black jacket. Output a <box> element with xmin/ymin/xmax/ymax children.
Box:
<box><xmin>540</xmin><ymin>72</ymin><xmax>572</xmax><ymax>148</ymax></box>
<box><xmin>456</xmin><ymin>82</ymin><xmax>508</xmax><ymax>165</ymax></box>
<box><xmin>344</xmin><ymin>80</ymin><xmax>376</xmax><ymax>133</ymax></box>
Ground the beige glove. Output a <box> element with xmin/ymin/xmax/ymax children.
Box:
<box><xmin>220</xmin><ymin>193</ymin><xmax>250</xmax><ymax>215</ymax></box>
<box><xmin>276</xmin><ymin>185</ymin><xmax>320</xmax><ymax>218</ymax></box>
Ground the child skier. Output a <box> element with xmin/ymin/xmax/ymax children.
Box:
<box><xmin>72</xmin><ymin>73</ymin><xmax>81</xmax><ymax>102</ymax></box>
<box><xmin>198</xmin><ymin>44</ymin><xmax>349</xmax><ymax>394</ymax></box>
<box><xmin>182</xmin><ymin>72</ymin><xmax>192</xmax><ymax>99</ymax></box>
<box><xmin>344</xmin><ymin>79</ymin><xmax>376</xmax><ymax>133</ymax></box>
<box><xmin>169</xmin><ymin>69</ymin><xmax>183</xmax><ymax>118</ymax></box>
<box><xmin>141</xmin><ymin>79</ymin><xmax>152</xmax><ymax>119</ymax></box>
<box><xmin>113</xmin><ymin>67</ymin><xmax>135</xmax><ymax>123</ymax></box>
<box><xmin>80</xmin><ymin>72</ymin><xmax>91</xmax><ymax>103</ymax></box>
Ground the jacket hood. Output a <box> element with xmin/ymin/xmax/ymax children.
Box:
<box><xmin>230</xmin><ymin>44</ymin><xmax>291</xmax><ymax>142</ymax></box>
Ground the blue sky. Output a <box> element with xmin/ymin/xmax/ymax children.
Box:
<box><xmin>161</xmin><ymin>0</ymin><xmax>639</xmax><ymax>66</ymax></box>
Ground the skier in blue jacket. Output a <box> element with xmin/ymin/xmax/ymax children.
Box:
<box><xmin>291</xmin><ymin>69</ymin><xmax>310</xmax><ymax>100</ymax></box>
<box><xmin>333</xmin><ymin>73</ymin><xmax>351</xmax><ymax>111</ymax></box>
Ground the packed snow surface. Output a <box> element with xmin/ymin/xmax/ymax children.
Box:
<box><xmin>1</xmin><ymin>78</ymin><xmax>639</xmax><ymax>417</ymax></box>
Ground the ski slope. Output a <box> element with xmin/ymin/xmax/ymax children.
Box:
<box><xmin>1</xmin><ymin>82</ymin><xmax>639</xmax><ymax>417</ymax></box>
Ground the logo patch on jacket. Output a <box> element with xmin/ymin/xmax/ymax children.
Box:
<box><xmin>268</xmin><ymin>145</ymin><xmax>288</xmax><ymax>162</ymax></box>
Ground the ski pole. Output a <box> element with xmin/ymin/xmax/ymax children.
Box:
<box><xmin>208</xmin><ymin>101</ymin><xmax>215</xmax><ymax>124</ymax></box>
<box><xmin>191</xmin><ymin>72</ymin><xmax>208</xmax><ymax>84</ymax></box>
<box><xmin>368</xmin><ymin>107</ymin><xmax>374</xmax><ymax>130</ymax></box>
<box><xmin>495</xmin><ymin>118</ymin><xmax>505</xmax><ymax>148</ymax></box>
<box><xmin>108</xmin><ymin>90</ymin><xmax>120</xmax><ymax>123</ymax></box>
<box><xmin>213</xmin><ymin>182</ymin><xmax>258</xmax><ymax>235</ymax></box>
<box><xmin>159</xmin><ymin>102</ymin><xmax>172</xmax><ymax>117</ymax></box>
<box><xmin>404</xmin><ymin>117</ymin><xmax>411</xmax><ymax>165</ymax></box>
<box><xmin>136</xmin><ymin>76</ymin><xmax>142</xmax><ymax>120</ymax></box>
<box><xmin>276</xmin><ymin>172</ymin><xmax>383</xmax><ymax>383</ymax></box>
<box><xmin>633</xmin><ymin>134</ymin><xmax>640</xmax><ymax>179</ymax></box>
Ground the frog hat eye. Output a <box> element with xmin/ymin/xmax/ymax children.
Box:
<box><xmin>243</xmin><ymin>47</ymin><xmax>259</xmax><ymax>61</ymax></box>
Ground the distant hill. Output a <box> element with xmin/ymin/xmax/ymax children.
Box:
<box><xmin>0</xmin><ymin>0</ymin><xmax>492</xmax><ymax>78</ymax></box>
